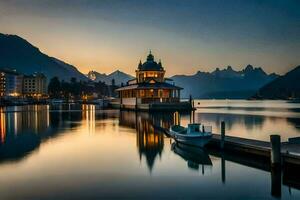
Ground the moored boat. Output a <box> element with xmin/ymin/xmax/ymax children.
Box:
<box><xmin>169</xmin><ymin>123</ymin><xmax>212</xmax><ymax>147</ymax></box>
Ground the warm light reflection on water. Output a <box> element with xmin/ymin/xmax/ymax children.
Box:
<box><xmin>0</xmin><ymin>101</ymin><xmax>300</xmax><ymax>199</ymax></box>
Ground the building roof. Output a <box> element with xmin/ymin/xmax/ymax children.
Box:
<box><xmin>116</xmin><ymin>82</ymin><xmax>182</xmax><ymax>91</ymax></box>
<box><xmin>0</xmin><ymin>68</ymin><xmax>21</xmax><ymax>75</ymax></box>
<box><xmin>24</xmin><ymin>72</ymin><xmax>46</xmax><ymax>78</ymax></box>
<box><xmin>138</xmin><ymin>51</ymin><xmax>164</xmax><ymax>71</ymax></box>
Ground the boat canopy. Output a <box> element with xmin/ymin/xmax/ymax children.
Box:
<box><xmin>187</xmin><ymin>124</ymin><xmax>201</xmax><ymax>134</ymax></box>
<box><xmin>187</xmin><ymin>124</ymin><xmax>212</xmax><ymax>134</ymax></box>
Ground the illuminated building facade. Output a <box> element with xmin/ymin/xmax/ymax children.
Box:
<box><xmin>23</xmin><ymin>73</ymin><xmax>47</xmax><ymax>97</ymax></box>
<box><xmin>0</xmin><ymin>72</ymin><xmax>5</xmax><ymax>97</ymax></box>
<box><xmin>116</xmin><ymin>52</ymin><xmax>192</xmax><ymax>110</ymax></box>
<box><xmin>0</xmin><ymin>69</ymin><xmax>23</xmax><ymax>97</ymax></box>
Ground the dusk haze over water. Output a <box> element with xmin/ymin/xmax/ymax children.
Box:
<box><xmin>0</xmin><ymin>0</ymin><xmax>299</xmax><ymax>76</ymax></box>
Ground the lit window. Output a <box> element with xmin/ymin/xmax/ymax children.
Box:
<box><xmin>140</xmin><ymin>90</ymin><xmax>145</xmax><ymax>97</ymax></box>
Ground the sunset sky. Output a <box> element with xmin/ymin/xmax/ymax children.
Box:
<box><xmin>0</xmin><ymin>0</ymin><xmax>299</xmax><ymax>76</ymax></box>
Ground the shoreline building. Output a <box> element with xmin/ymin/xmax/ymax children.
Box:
<box><xmin>23</xmin><ymin>73</ymin><xmax>47</xmax><ymax>97</ymax></box>
<box><xmin>116</xmin><ymin>52</ymin><xmax>192</xmax><ymax>110</ymax></box>
<box><xmin>0</xmin><ymin>69</ymin><xmax>23</xmax><ymax>97</ymax></box>
<box><xmin>0</xmin><ymin>71</ymin><xmax>5</xmax><ymax>97</ymax></box>
<box><xmin>0</xmin><ymin>69</ymin><xmax>48</xmax><ymax>99</ymax></box>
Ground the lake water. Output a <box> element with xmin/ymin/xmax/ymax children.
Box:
<box><xmin>0</xmin><ymin>100</ymin><xmax>300</xmax><ymax>199</ymax></box>
<box><xmin>194</xmin><ymin>100</ymin><xmax>300</xmax><ymax>141</ymax></box>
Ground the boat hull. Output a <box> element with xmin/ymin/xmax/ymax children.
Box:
<box><xmin>170</xmin><ymin>130</ymin><xmax>212</xmax><ymax>147</ymax></box>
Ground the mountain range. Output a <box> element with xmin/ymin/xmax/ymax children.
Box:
<box><xmin>254</xmin><ymin>65</ymin><xmax>300</xmax><ymax>99</ymax></box>
<box><xmin>170</xmin><ymin>65</ymin><xmax>279</xmax><ymax>99</ymax></box>
<box><xmin>0</xmin><ymin>33</ymin><xmax>88</xmax><ymax>81</ymax></box>
<box><xmin>87</xmin><ymin>70</ymin><xmax>134</xmax><ymax>86</ymax></box>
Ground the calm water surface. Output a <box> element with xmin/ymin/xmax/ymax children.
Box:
<box><xmin>0</xmin><ymin>100</ymin><xmax>300</xmax><ymax>199</ymax></box>
<box><xmin>194</xmin><ymin>100</ymin><xmax>300</xmax><ymax>141</ymax></box>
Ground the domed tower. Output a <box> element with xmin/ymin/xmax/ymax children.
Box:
<box><xmin>136</xmin><ymin>51</ymin><xmax>165</xmax><ymax>83</ymax></box>
<box><xmin>116</xmin><ymin>51</ymin><xmax>191</xmax><ymax>111</ymax></box>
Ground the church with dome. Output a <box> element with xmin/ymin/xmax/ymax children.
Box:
<box><xmin>116</xmin><ymin>51</ymin><xmax>192</xmax><ymax>110</ymax></box>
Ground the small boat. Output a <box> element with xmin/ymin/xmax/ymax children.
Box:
<box><xmin>169</xmin><ymin>123</ymin><xmax>212</xmax><ymax>147</ymax></box>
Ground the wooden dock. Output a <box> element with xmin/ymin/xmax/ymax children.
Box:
<box><xmin>208</xmin><ymin>134</ymin><xmax>300</xmax><ymax>165</ymax></box>
<box><xmin>162</xmin><ymin>121</ymin><xmax>300</xmax><ymax>195</ymax></box>
<box><xmin>163</xmin><ymin>128</ymin><xmax>300</xmax><ymax>166</ymax></box>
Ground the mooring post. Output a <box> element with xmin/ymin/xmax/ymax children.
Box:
<box><xmin>173</xmin><ymin>112</ymin><xmax>177</xmax><ymax>125</ymax></box>
<box><xmin>174</xmin><ymin>111</ymin><xmax>180</xmax><ymax>126</ymax></box>
<box><xmin>192</xmin><ymin>110</ymin><xmax>195</xmax><ymax>123</ymax></box>
<box><xmin>270</xmin><ymin>135</ymin><xmax>281</xmax><ymax>166</ymax></box>
<box><xmin>221</xmin><ymin>121</ymin><xmax>225</xmax><ymax>150</ymax></box>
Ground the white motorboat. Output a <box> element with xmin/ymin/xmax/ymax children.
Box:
<box><xmin>169</xmin><ymin>123</ymin><xmax>212</xmax><ymax>147</ymax></box>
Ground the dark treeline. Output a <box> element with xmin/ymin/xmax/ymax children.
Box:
<box><xmin>48</xmin><ymin>77</ymin><xmax>118</xmax><ymax>99</ymax></box>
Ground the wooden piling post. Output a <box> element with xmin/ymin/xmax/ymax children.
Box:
<box><xmin>221</xmin><ymin>121</ymin><xmax>225</xmax><ymax>150</ymax></box>
<box><xmin>270</xmin><ymin>135</ymin><xmax>281</xmax><ymax>166</ymax></box>
<box><xmin>174</xmin><ymin>112</ymin><xmax>180</xmax><ymax>126</ymax></box>
<box><xmin>192</xmin><ymin>110</ymin><xmax>195</xmax><ymax>124</ymax></box>
<box><xmin>173</xmin><ymin>112</ymin><xmax>177</xmax><ymax>125</ymax></box>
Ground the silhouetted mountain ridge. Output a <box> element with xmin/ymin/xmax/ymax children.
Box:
<box><xmin>87</xmin><ymin>70</ymin><xmax>134</xmax><ymax>86</ymax></box>
<box><xmin>171</xmin><ymin>65</ymin><xmax>279</xmax><ymax>99</ymax></box>
<box><xmin>254</xmin><ymin>65</ymin><xmax>300</xmax><ymax>99</ymax></box>
<box><xmin>0</xmin><ymin>33</ymin><xmax>88</xmax><ymax>81</ymax></box>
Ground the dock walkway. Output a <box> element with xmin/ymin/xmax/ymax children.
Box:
<box><xmin>211</xmin><ymin>134</ymin><xmax>300</xmax><ymax>154</ymax></box>
<box><xmin>164</xmin><ymin>128</ymin><xmax>300</xmax><ymax>165</ymax></box>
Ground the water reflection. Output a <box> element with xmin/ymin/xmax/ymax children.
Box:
<box><xmin>0</xmin><ymin>104</ymin><xmax>300</xmax><ymax>199</ymax></box>
<box><xmin>119</xmin><ymin>111</ymin><xmax>174</xmax><ymax>171</ymax></box>
<box><xmin>171</xmin><ymin>142</ymin><xmax>212</xmax><ymax>173</ymax></box>
<box><xmin>0</xmin><ymin>105</ymin><xmax>49</xmax><ymax>138</ymax></box>
<box><xmin>0</xmin><ymin>105</ymin><xmax>97</xmax><ymax>163</ymax></box>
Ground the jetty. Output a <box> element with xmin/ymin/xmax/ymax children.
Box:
<box><xmin>164</xmin><ymin>122</ymin><xmax>300</xmax><ymax>166</ymax></box>
<box><xmin>209</xmin><ymin>133</ymin><xmax>300</xmax><ymax>164</ymax></box>
<box><xmin>163</xmin><ymin>121</ymin><xmax>300</xmax><ymax>196</ymax></box>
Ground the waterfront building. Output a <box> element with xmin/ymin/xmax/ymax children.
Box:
<box><xmin>0</xmin><ymin>69</ymin><xmax>23</xmax><ymax>97</ymax></box>
<box><xmin>0</xmin><ymin>72</ymin><xmax>5</xmax><ymax>97</ymax></box>
<box><xmin>116</xmin><ymin>52</ymin><xmax>192</xmax><ymax>110</ymax></box>
<box><xmin>23</xmin><ymin>73</ymin><xmax>47</xmax><ymax>97</ymax></box>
